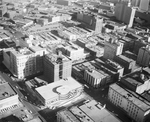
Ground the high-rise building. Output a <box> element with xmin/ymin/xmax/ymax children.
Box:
<box><xmin>115</xmin><ymin>2</ymin><xmax>136</xmax><ymax>27</ymax></box>
<box><xmin>77</xmin><ymin>13</ymin><xmax>103</xmax><ymax>33</ymax></box>
<box><xmin>43</xmin><ymin>53</ymin><xmax>72</xmax><ymax>82</ymax></box>
<box><xmin>139</xmin><ymin>0</ymin><xmax>150</xmax><ymax>12</ymax></box>
<box><xmin>0</xmin><ymin>0</ymin><xmax>7</xmax><ymax>17</ymax></box>
<box><xmin>3</xmin><ymin>46</ymin><xmax>46</xmax><ymax>79</ymax></box>
<box><xmin>103</xmin><ymin>39</ymin><xmax>124</xmax><ymax>60</ymax></box>
<box><xmin>137</xmin><ymin>46</ymin><xmax>150</xmax><ymax>67</ymax></box>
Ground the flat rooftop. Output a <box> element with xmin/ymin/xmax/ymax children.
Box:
<box><xmin>69</xmin><ymin>100</ymin><xmax>121</xmax><ymax>122</ymax></box>
<box><xmin>35</xmin><ymin>77</ymin><xmax>82</xmax><ymax>100</ymax></box>
<box><xmin>110</xmin><ymin>83</ymin><xmax>150</xmax><ymax>112</ymax></box>
<box><xmin>11</xmin><ymin>47</ymin><xmax>33</xmax><ymax>57</ymax></box>
<box><xmin>45</xmin><ymin>53</ymin><xmax>71</xmax><ymax>65</ymax></box>
<box><xmin>0</xmin><ymin>82</ymin><xmax>17</xmax><ymax>100</ymax></box>
<box><xmin>86</xmin><ymin>69</ymin><xmax>107</xmax><ymax>79</ymax></box>
<box><xmin>121</xmin><ymin>68</ymin><xmax>150</xmax><ymax>87</ymax></box>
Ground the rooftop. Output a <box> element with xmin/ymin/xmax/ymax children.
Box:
<box><xmin>68</xmin><ymin>100</ymin><xmax>121</xmax><ymax>122</ymax></box>
<box><xmin>11</xmin><ymin>47</ymin><xmax>33</xmax><ymax>57</ymax></box>
<box><xmin>85</xmin><ymin>69</ymin><xmax>107</xmax><ymax>79</ymax></box>
<box><xmin>0</xmin><ymin>82</ymin><xmax>17</xmax><ymax>100</ymax></box>
<box><xmin>110</xmin><ymin>83</ymin><xmax>150</xmax><ymax>112</ymax></box>
<box><xmin>121</xmin><ymin>68</ymin><xmax>150</xmax><ymax>87</ymax></box>
<box><xmin>35</xmin><ymin>77</ymin><xmax>82</xmax><ymax>100</ymax></box>
<box><xmin>45</xmin><ymin>53</ymin><xmax>71</xmax><ymax>65</ymax></box>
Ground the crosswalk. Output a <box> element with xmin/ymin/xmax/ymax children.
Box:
<box><xmin>0</xmin><ymin>104</ymin><xmax>20</xmax><ymax>114</ymax></box>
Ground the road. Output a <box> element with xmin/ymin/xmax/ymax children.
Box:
<box><xmin>0</xmin><ymin>72</ymin><xmax>46</xmax><ymax>122</ymax></box>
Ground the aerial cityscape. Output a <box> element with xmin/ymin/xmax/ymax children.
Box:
<box><xmin>0</xmin><ymin>0</ymin><xmax>150</xmax><ymax>122</ymax></box>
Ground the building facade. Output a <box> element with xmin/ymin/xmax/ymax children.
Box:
<box><xmin>103</xmin><ymin>39</ymin><xmax>124</xmax><ymax>60</ymax></box>
<box><xmin>137</xmin><ymin>46</ymin><xmax>150</xmax><ymax>67</ymax></box>
<box><xmin>0</xmin><ymin>78</ymin><xmax>19</xmax><ymax>115</ymax></box>
<box><xmin>84</xmin><ymin>69</ymin><xmax>109</xmax><ymax>88</ymax></box>
<box><xmin>3</xmin><ymin>46</ymin><xmax>46</xmax><ymax>79</ymax></box>
<box><xmin>44</xmin><ymin>53</ymin><xmax>72</xmax><ymax>82</ymax></box>
<box><xmin>108</xmin><ymin>83</ymin><xmax>150</xmax><ymax>122</ymax></box>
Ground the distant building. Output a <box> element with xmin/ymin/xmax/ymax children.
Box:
<box><xmin>108</xmin><ymin>83</ymin><xmax>150</xmax><ymax>122</ymax></box>
<box><xmin>84</xmin><ymin>68</ymin><xmax>110</xmax><ymax>88</ymax></box>
<box><xmin>115</xmin><ymin>3</ymin><xmax>136</xmax><ymax>27</ymax></box>
<box><xmin>3</xmin><ymin>46</ymin><xmax>46</xmax><ymax>79</ymax></box>
<box><xmin>137</xmin><ymin>46</ymin><xmax>150</xmax><ymax>67</ymax></box>
<box><xmin>103</xmin><ymin>39</ymin><xmax>124</xmax><ymax>60</ymax></box>
<box><xmin>57</xmin><ymin>100</ymin><xmax>122</xmax><ymax>122</ymax></box>
<box><xmin>57</xmin><ymin>43</ymin><xmax>85</xmax><ymax>63</ymax></box>
<box><xmin>43</xmin><ymin>53</ymin><xmax>72</xmax><ymax>82</ymax></box>
<box><xmin>120</xmin><ymin>67</ymin><xmax>150</xmax><ymax>94</ymax></box>
<box><xmin>0</xmin><ymin>75</ymin><xmax>19</xmax><ymax>114</ymax></box>
<box><xmin>77</xmin><ymin>13</ymin><xmax>103</xmax><ymax>33</ymax></box>
<box><xmin>139</xmin><ymin>0</ymin><xmax>150</xmax><ymax>12</ymax></box>
<box><xmin>35</xmin><ymin>77</ymin><xmax>83</xmax><ymax>106</ymax></box>
<box><xmin>114</xmin><ymin>54</ymin><xmax>136</xmax><ymax>75</ymax></box>
<box><xmin>56</xmin><ymin>0</ymin><xmax>71</xmax><ymax>6</ymax></box>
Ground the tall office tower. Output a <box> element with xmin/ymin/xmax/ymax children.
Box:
<box><xmin>131</xmin><ymin>0</ymin><xmax>141</xmax><ymax>6</ymax></box>
<box><xmin>92</xmin><ymin>17</ymin><xmax>103</xmax><ymax>34</ymax></box>
<box><xmin>136</xmin><ymin>46</ymin><xmax>150</xmax><ymax>67</ymax></box>
<box><xmin>115</xmin><ymin>2</ymin><xmax>136</xmax><ymax>27</ymax></box>
<box><xmin>122</xmin><ymin>6</ymin><xmax>136</xmax><ymax>27</ymax></box>
<box><xmin>44</xmin><ymin>53</ymin><xmax>72</xmax><ymax>82</ymax></box>
<box><xmin>103</xmin><ymin>39</ymin><xmax>124</xmax><ymax>60</ymax></box>
<box><xmin>77</xmin><ymin>12</ymin><xmax>103</xmax><ymax>33</ymax></box>
<box><xmin>139</xmin><ymin>0</ymin><xmax>150</xmax><ymax>12</ymax></box>
<box><xmin>115</xmin><ymin>3</ymin><xmax>126</xmax><ymax>21</ymax></box>
<box><xmin>0</xmin><ymin>0</ymin><xmax>7</xmax><ymax>17</ymax></box>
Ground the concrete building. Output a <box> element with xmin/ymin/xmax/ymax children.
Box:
<box><xmin>43</xmin><ymin>53</ymin><xmax>72</xmax><ymax>82</ymax></box>
<box><xmin>56</xmin><ymin>0</ymin><xmax>71</xmax><ymax>6</ymax></box>
<box><xmin>77</xmin><ymin>13</ymin><xmax>103</xmax><ymax>33</ymax></box>
<box><xmin>35</xmin><ymin>77</ymin><xmax>83</xmax><ymax>106</ymax></box>
<box><xmin>105</xmin><ymin>59</ymin><xmax>124</xmax><ymax>78</ymax></box>
<box><xmin>0</xmin><ymin>75</ymin><xmax>19</xmax><ymax>114</ymax></box>
<box><xmin>57</xmin><ymin>43</ymin><xmax>85</xmax><ymax>63</ymax></box>
<box><xmin>120</xmin><ymin>67</ymin><xmax>150</xmax><ymax>94</ymax></box>
<box><xmin>84</xmin><ymin>69</ymin><xmax>109</xmax><ymax>88</ymax></box>
<box><xmin>137</xmin><ymin>46</ymin><xmax>150</xmax><ymax>67</ymax></box>
<box><xmin>57</xmin><ymin>100</ymin><xmax>122</xmax><ymax>122</ymax></box>
<box><xmin>139</xmin><ymin>0</ymin><xmax>150</xmax><ymax>12</ymax></box>
<box><xmin>3</xmin><ymin>46</ymin><xmax>46</xmax><ymax>79</ymax></box>
<box><xmin>108</xmin><ymin>83</ymin><xmax>150</xmax><ymax>122</ymax></box>
<box><xmin>103</xmin><ymin>39</ymin><xmax>124</xmax><ymax>60</ymax></box>
<box><xmin>115</xmin><ymin>3</ymin><xmax>136</xmax><ymax>27</ymax></box>
<box><xmin>114</xmin><ymin>54</ymin><xmax>136</xmax><ymax>75</ymax></box>
<box><xmin>122</xmin><ymin>6</ymin><xmax>136</xmax><ymax>27</ymax></box>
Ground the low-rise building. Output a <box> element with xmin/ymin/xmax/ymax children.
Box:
<box><xmin>35</xmin><ymin>77</ymin><xmax>83</xmax><ymax>106</ymax></box>
<box><xmin>57</xmin><ymin>100</ymin><xmax>122</xmax><ymax>122</ymax></box>
<box><xmin>120</xmin><ymin>67</ymin><xmax>150</xmax><ymax>94</ymax></box>
<box><xmin>0</xmin><ymin>75</ymin><xmax>19</xmax><ymax>114</ymax></box>
<box><xmin>108</xmin><ymin>83</ymin><xmax>150</xmax><ymax>122</ymax></box>
<box><xmin>57</xmin><ymin>43</ymin><xmax>85</xmax><ymax>62</ymax></box>
<box><xmin>84</xmin><ymin>69</ymin><xmax>109</xmax><ymax>88</ymax></box>
<box><xmin>103</xmin><ymin>39</ymin><xmax>124</xmax><ymax>60</ymax></box>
